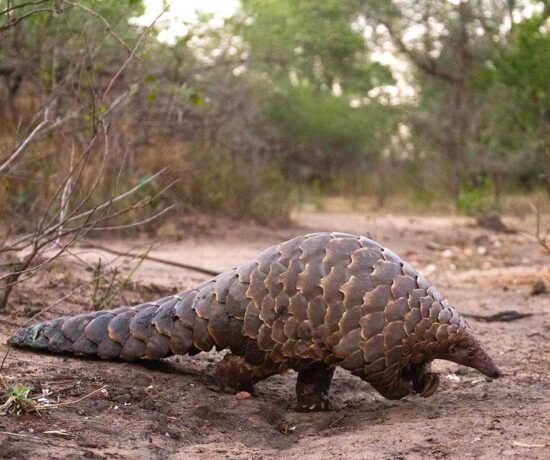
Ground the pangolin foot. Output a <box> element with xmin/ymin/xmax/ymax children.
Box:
<box><xmin>295</xmin><ymin>393</ymin><xmax>332</xmax><ymax>412</ymax></box>
<box><xmin>413</xmin><ymin>371</ymin><xmax>440</xmax><ymax>398</ymax></box>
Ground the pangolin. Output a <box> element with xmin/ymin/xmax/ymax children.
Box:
<box><xmin>9</xmin><ymin>232</ymin><xmax>500</xmax><ymax>411</ymax></box>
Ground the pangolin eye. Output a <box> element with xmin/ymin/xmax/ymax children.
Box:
<box><xmin>466</xmin><ymin>349</ymin><xmax>476</xmax><ymax>359</ymax></box>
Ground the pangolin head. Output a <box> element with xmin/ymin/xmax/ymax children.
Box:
<box><xmin>438</xmin><ymin>328</ymin><xmax>501</xmax><ymax>379</ymax></box>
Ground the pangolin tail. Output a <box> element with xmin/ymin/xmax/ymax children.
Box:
<box><xmin>8</xmin><ymin>291</ymin><xmax>208</xmax><ymax>361</ymax></box>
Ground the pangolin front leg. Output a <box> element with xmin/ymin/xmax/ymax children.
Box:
<box><xmin>295</xmin><ymin>362</ymin><xmax>335</xmax><ymax>412</ymax></box>
<box><xmin>408</xmin><ymin>362</ymin><xmax>440</xmax><ymax>397</ymax></box>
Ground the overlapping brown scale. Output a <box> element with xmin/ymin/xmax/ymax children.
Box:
<box><xmin>333</xmin><ymin>328</ymin><xmax>361</xmax><ymax>357</ymax></box>
<box><xmin>385</xmin><ymin>298</ymin><xmax>409</xmax><ymax>322</ymax></box>
<box><xmin>296</xmin><ymin>321</ymin><xmax>314</xmax><ymax>340</ymax></box>
<box><xmin>61</xmin><ymin>315</ymin><xmax>91</xmax><ymax>342</ymax></box>
<box><xmin>341</xmin><ymin>275</ymin><xmax>375</xmax><ymax>309</ymax></box>
<box><xmin>414</xmin><ymin>317</ymin><xmax>432</xmax><ymax>335</ymax></box>
<box><xmin>379</xmin><ymin>247</ymin><xmax>402</xmax><ymax>266</ymax></box>
<box><xmin>338</xmin><ymin>304</ymin><xmax>363</xmax><ymax>335</ymax></box>
<box><xmin>325</xmin><ymin>301</ymin><xmax>345</xmax><ymax>334</ymax></box>
<box><xmin>242</xmin><ymin>302</ymin><xmax>262</xmax><ymax>339</ymax></box>
<box><xmin>299</xmin><ymin>233</ymin><xmax>331</xmax><ymax>263</ymax></box>
<box><xmin>404</xmin><ymin>308</ymin><xmax>422</xmax><ymax>334</ymax></box>
<box><xmin>303</xmin><ymin>343</ymin><xmax>324</xmax><ymax>361</ymax></box>
<box><xmin>384</xmin><ymin>321</ymin><xmax>407</xmax><ymax>349</ymax></box>
<box><xmin>236</xmin><ymin>260</ymin><xmax>257</xmax><ymax>284</ymax></box>
<box><xmin>320</xmin><ymin>264</ymin><xmax>347</xmax><ymax>306</ymax></box>
<box><xmin>401</xmin><ymin>335</ymin><xmax>415</xmax><ymax>356</ymax></box>
<box><xmin>356</xmin><ymin>236</ymin><xmax>383</xmax><ymax>251</ymax></box>
<box><xmin>129</xmin><ymin>305</ymin><xmax>158</xmax><ymax>342</ymax></box>
<box><xmin>307</xmin><ymin>295</ymin><xmax>327</xmax><ymax>328</ymax></box>
<box><xmin>256</xmin><ymin>247</ymin><xmax>280</xmax><ymax>274</ymax></box>
<box><xmin>338</xmin><ymin>349</ymin><xmax>364</xmax><ymax>371</ymax></box>
<box><xmin>108</xmin><ymin>309</ymin><xmax>137</xmax><ymax>345</ymax></box>
<box><xmin>279</xmin><ymin>339</ymin><xmax>294</xmax><ymax>358</ymax></box>
<box><xmin>225</xmin><ymin>281</ymin><xmax>248</xmax><ymax>319</ymax></box>
<box><xmin>85</xmin><ymin>314</ymin><xmax>114</xmax><ymax>344</ymax></box>
<box><xmin>151</xmin><ymin>299</ymin><xmax>178</xmax><ymax>337</ymax></box>
<box><xmin>296</xmin><ymin>263</ymin><xmax>324</xmax><ymax>298</ymax></box>
<box><xmin>206</xmin><ymin>307</ymin><xmax>230</xmax><ymax>348</ymax></box>
<box><xmin>97</xmin><ymin>337</ymin><xmax>122</xmax><ymax>359</ymax></box>
<box><xmin>296</xmin><ymin>238</ymin><xmax>326</xmax><ymax>295</ymax></box>
<box><xmin>276</xmin><ymin>236</ymin><xmax>305</xmax><ymax>265</ymax></box>
<box><xmin>436</xmin><ymin>324</ymin><xmax>450</xmax><ymax>341</ymax></box>
<box><xmin>438</xmin><ymin>308</ymin><xmax>452</xmax><ymax>324</ymax></box>
<box><xmin>429</xmin><ymin>302</ymin><xmax>442</xmax><ymax>322</ymax></box>
<box><xmin>72</xmin><ymin>335</ymin><xmax>98</xmax><ymax>355</ymax></box>
<box><xmin>259</xmin><ymin>294</ymin><xmax>277</xmax><ymax>326</ymax></box>
<box><xmin>348</xmin><ymin>247</ymin><xmax>382</xmax><ymax>276</ymax></box>
<box><xmin>274</xmin><ymin>291</ymin><xmax>290</xmax><ymax>315</ymax></box>
<box><xmin>257</xmin><ymin>324</ymin><xmax>275</xmax><ymax>351</ymax></box>
<box><xmin>359</xmin><ymin>311</ymin><xmax>385</xmax><ymax>339</ymax></box>
<box><xmin>168</xmin><ymin>321</ymin><xmax>193</xmax><ymax>355</ymax></box>
<box><xmin>370</xmin><ymin>260</ymin><xmax>403</xmax><ymax>287</ymax></box>
<box><xmin>279</xmin><ymin>256</ymin><xmax>303</xmax><ymax>296</ymax></box>
<box><xmin>361</xmin><ymin>334</ymin><xmax>385</xmax><ymax>363</ymax></box>
<box><xmin>391</xmin><ymin>275</ymin><xmax>417</xmax><ymax>300</ymax></box>
<box><xmin>419</xmin><ymin>296</ymin><xmax>433</xmax><ymax>317</ymax></box>
<box><xmin>246</xmin><ymin>266</ymin><xmax>268</xmax><ymax>307</ymax></box>
<box><xmin>423</xmin><ymin>322</ymin><xmax>439</xmax><ymax>342</ymax></box>
<box><xmin>193</xmin><ymin>316</ymin><xmax>214</xmax><ymax>351</ymax></box>
<box><xmin>283</xmin><ymin>316</ymin><xmax>300</xmax><ymax>340</ymax></box>
<box><xmin>213</xmin><ymin>270</ymin><xmax>238</xmax><ymax>303</ymax></box>
<box><xmin>47</xmin><ymin>330</ymin><xmax>73</xmax><ymax>353</ymax></box>
<box><xmin>144</xmin><ymin>331</ymin><xmax>172</xmax><ymax>359</ymax></box>
<box><xmin>226</xmin><ymin>318</ymin><xmax>247</xmax><ymax>355</ymax></box>
<box><xmin>120</xmin><ymin>336</ymin><xmax>146</xmax><ymax>360</ymax></box>
<box><xmin>363</xmin><ymin>285</ymin><xmax>391</xmax><ymax>314</ymax></box>
<box><xmin>408</xmin><ymin>288</ymin><xmax>426</xmax><ymax>309</ymax></box>
<box><xmin>363</xmin><ymin>357</ymin><xmax>386</xmax><ymax>375</ymax></box>
<box><xmin>312</xmin><ymin>324</ymin><xmax>330</xmax><ymax>345</ymax></box>
<box><xmin>325</xmin><ymin>330</ymin><xmax>342</xmax><ymax>348</ymax></box>
<box><xmin>193</xmin><ymin>283</ymin><xmax>217</xmax><ymax>318</ymax></box>
<box><xmin>323</xmin><ymin>236</ymin><xmax>361</xmax><ymax>269</ymax></box>
<box><xmin>271</xmin><ymin>318</ymin><xmax>286</xmax><ymax>344</ymax></box>
<box><xmin>385</xmin><ymin>345</ymin><xmax>403</xmax><ymax>366</ymax></box>
<box><xmin>264</xmin><ymin>261</ymin><xmax>286</xmax><ymax>298</ymax></box>
<box><xmin>288</xmin><ymin>292</ymin><xmax>308</xmax><ymax>322</ymax></box>
<box><xmin>427</xmin><ymin>286</ymin><xmax>444</xmax><ymax>301</ymax></box>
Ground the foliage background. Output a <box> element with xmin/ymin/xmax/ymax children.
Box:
<box><xmin>1</xmin><ymin>0</ymin><xmax>550</xmax><ymax>228</ymax></box>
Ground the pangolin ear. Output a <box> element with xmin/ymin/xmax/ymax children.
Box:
<box><xmin>447</xmin><ymin>344</ymin><xmax>456</xmax><ymax>355</ymax></box>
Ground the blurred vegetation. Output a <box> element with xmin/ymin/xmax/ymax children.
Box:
<box><xmin>1</xmin><ymin>0</ymin><xmax>550</xmax><ymax>229</ymax></box>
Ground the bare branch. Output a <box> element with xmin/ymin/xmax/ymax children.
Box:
<box><xmin>80</xmin><ymin>242</ymin><xmax>220</xmax><ymax>277</ymax></box>
<box><xmin>0</xmin><ymin>6</ymin><xmax>53</xmax><ymax>32</ymax></box>
<box><xmin>0</xmin><ymin>109</ymin><xmax>50</xmax><ymax>174</ymax></box>
<box><xmin>65</xmin><ymin>1</ymin><xmax>133</xmax><ymax>54</ymax></box>
<box><xmin>103</xmin><ymin>2</ymin><xmax>171</xmax><ymax>100</ymax></box>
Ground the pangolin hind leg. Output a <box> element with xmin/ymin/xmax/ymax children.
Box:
<box><xmin>216</xmin><ymin>353</ymin><xmax>279</xmax><ymax>393</ymax></box>
<box><xmin>295</xmin><ymin>362</ymin><xmax>335</xmax><ymax>412</ymax></box>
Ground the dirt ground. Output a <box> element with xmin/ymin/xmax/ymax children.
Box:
<box><xmin>1</xmin><ymin>204</ymin><xmax>549</xmax><ymax>459</ymax></box>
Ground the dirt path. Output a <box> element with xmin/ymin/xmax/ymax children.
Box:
<box><xmin>1</xmin><ymin>208</ymin><xmax>549</xmax><ymax>459</ymax></box>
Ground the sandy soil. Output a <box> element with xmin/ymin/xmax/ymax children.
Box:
<box><xmin>1</xmin><ymin>206</ymin><xmax>549</xmax><ymax>459</ymax></box>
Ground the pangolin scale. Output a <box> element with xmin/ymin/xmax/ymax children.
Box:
<box><xmin>9</xmin><ymin>232</ymin><xmax>500</xmax><ymax>411</ymax></box>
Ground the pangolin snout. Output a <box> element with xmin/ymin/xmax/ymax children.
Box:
<box><xmin>475</xmin><ymin>351</ymin><xmax>501</xmax><ymax>379</ymax></box>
